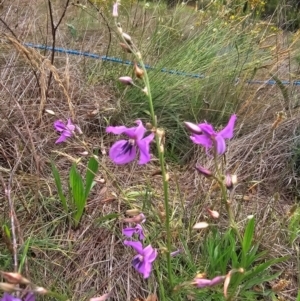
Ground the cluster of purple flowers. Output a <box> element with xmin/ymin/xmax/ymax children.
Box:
<box><xmin>122</xmin><ymin>213</ymin><xmax>157</xmax><ymax>279</ymax></box>
<box><xmin>54</xmin><ymin>115</ymin><xmax>236</xmax><ymax>164</ymax></box>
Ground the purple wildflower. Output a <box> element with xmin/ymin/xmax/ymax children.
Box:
<box><xmin>124</xmin><ymin>240</ymin><xmax>157</xmax><ymax>279</ymax></box>
<box><xmin>53</xmin><ymin>118</ymin><xmax>77</xmax><ymax>144</ymax></box>
<box><xmin>123</xmin><ymin>224</ymin><xmax>145</xmax><ymax>240</ymax></box>
<box><xmin>106</xmin><ymin>120</ymin><xmax>154</xmax><ymax>165</ymax></box>
<box><xmin>188</xmin><ymin>114</ymin><xmax>237</xmax><ymax>155</ymax></box>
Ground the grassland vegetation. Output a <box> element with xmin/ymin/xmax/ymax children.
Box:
<box><xmin>0</xmin><ymin>0</ymin><xmax>299</xmax><ymax>300</ymax></box>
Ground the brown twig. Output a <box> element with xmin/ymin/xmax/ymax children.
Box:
<box><xmin>46</xmin><ymin>0</ymin><xmax>70</xmax><ymax>96</ymax></box>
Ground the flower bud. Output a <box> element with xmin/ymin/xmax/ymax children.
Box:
<box><xmin>122</xmin><ymin>33</ymin><xmax>132</xmax><ymax>44</ymax></box>
<box><xmin>123</xmin><ymin>213</ymin><xmax>146</xmax><ymax>224</ymax></box>
<box><xmin>134</xmin><ymin>62</ymin><xmax>144</xmax><ymax>79</ymax></box>
<box><xmin>195</xmin><ymin>165</ymin><xmax>212</xmax><ymax>178</ymax></box>
<box><xmin>0</xmin><ymin>282</ymin><xmax>18</xmax><ymax>292</ymax></box>
<box><xmin>45</xmin><ymin>109</ymin><xmax>55</xmax><ymax>115</ymax></box>
<box><xmin>142</xmin><ymin>86</ymin><xmax>148</xmax><ymax>95</ymax></box>
<box><xmin>119</xmin><ymin>76</ymin><xmax>133</xmax><ymax>85</ymax></box>
<box><xmin>112</xmin><ymin>2</ymin><xmax>119</xmax><ymax>17</ymax></box>
<box><xmin>225</xmin><ymin>174</ymin><xmax>237</xmax><ymax>189</ymax></box>
<box><xmin>193</xmin><ymin>222</ymin><xmax>209</xmax><ymax>229</ymax></box>
<box><xmin>170</xmin><ymin>249</ymin><xmax>182</xmax><ymax>257</ymax></box>
<box><xmin>184</xmin><ymin>121</ymin><xmax>202</xmax><ymax>134</ymax></box>
<box><xmin>117</xmin><ymin>23</ymin><xmax>122</xmax><ymax>34</ymax></box>
<box><xmin>1</xmin><ymin>272</ymin><xmax>30</xmax><ymax>284</ymax></box>
<box><xmin>207</xmin><ymin>209</ymin><xmax>220</xmax><ymax>219</ymax></box>
<box><xmin>119</xmin><ymin>43</ymin><xmax>132</xmax><ymax>53</ymax></box>
<box><xmin>34</xmin><ymin>287</ymin><xmax>48</xmax><ymax>295</ymax></box>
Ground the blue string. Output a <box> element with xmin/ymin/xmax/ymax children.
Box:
<box><xmin>24</xmin><ymin>43</ymin><xmax>300</xmax><ymax>85</ymax></box>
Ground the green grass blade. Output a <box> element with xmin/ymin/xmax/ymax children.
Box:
<box><xmin>85</xmin><ymin>156</ymin><xmax>99</xmax><ymax>199</ymax></box>
<box><xmin>51</xmin><ymin>161</ymin><xmax>68</xmax><ymax>213</ymax></box>
<box><xmin>242</xmin><ymin>216</ymin><xmax>255</xmax><ymax>260</ymax></box>
<box><xmin>69</xmin><ymin>164</ymin><xmax>86</xmax><ymax>227</ymax></box>
<box><xmin>18</xmin><ymin>237</ymin><xmax>31</xmax><ymax>273</ymax></box>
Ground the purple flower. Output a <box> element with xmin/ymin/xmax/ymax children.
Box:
<box><xmin>188</xmin><ymin>114</ymin><xmax>237</xmax><ymax>155</ymax></box>
<box><xmin>106</xmin><ymin>120</ymin><xmax>154</xmax><ymax>165</ymax></box>
<box><xmin>124</xmin><ymin>240</ymin><xmax>157</xmax><ymax>279</ymax></box>
<box><xmin>0</xmin><ymin>293</ymin><xmax>35</xmax><ymax>301</ymax></box>
<box><xmin>193</xmin><ymin>275</ymin><xmax>225</xmax><ymax>288</ymax></box>
<box><xmin>123</xmin><ymin>224</ymin><xmax>145</xmax><ymax>240</ymax></box>
<box><xmin>53</xmin><ymin>118</ymin><xmax>77</xmax><ymax>144</ymax></box>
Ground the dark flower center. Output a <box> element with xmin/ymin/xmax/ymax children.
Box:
<box><xmin>132</xmin><ymin>255</ymin><xmax>144</xmax><ymax>269</ymax></box>
<box><xmin>117</xmin><ymin>139</ymin><xmax>135</xmax><ymax>157</ymax></box>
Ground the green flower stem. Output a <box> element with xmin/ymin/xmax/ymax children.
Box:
<box><xmin>117</xmin><ymin>26</ymin><xmax>173</xmax><ymax>289</ymax></box>
<box><xmin>213</xmin><ymin>141</ymin><xmax>242</xmax><ymax>244</ymax></box>
<box><xmin>139</xmin><ymin>58</ymin><xmax>174</xmax><ymax>288</ymax></box>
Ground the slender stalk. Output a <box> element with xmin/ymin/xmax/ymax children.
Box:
<box><xmin>116</xmin><ymin>22</ymin><xmax>173</xmax><ymax>287</ymax></box>
<box><xmin>138</xmin><ymin>57</ymin><xmax>173</xmax><ymax>288</ymax></box>
<box><xmin>212</xmin><ymin>140</ymin><xmax>242</xmax><ymax>244</ymax></box>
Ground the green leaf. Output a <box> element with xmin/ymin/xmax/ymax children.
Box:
<box><xmin>51</xmin><ymin>161</ymin><xmax>68</xmax><ymax>213</ymax></box>
<box><xmin>242</xmin><ymin>256</ymin><xmax>288</xmax><ymax>283</ymax></box>
<box><xmin>242</xmin><ymin>216</ymin><xmax>255</xmax><ymax>265</ymax></box>
<box><xmin>69</xmin><ymin>164</ymin><xmax>86</xmax><ymax>227</ymax></box>
<box><xmin>85</xmin><ymin>156</ymin><xmax>99</xmax><ymax>199</ymax></box>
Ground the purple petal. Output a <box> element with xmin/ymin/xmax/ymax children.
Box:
<box><xmin>132</xmin><ymin>120</ymin><xmax>146</xmax><ymax>141</ymax></box>
<box><xmin>190</xmin><ymin>134</ymin><xmax>212</xmax><ymax>148</ymax></box>
<box><xmin>54</xmin><ymin>120</ymin><xmax>66</xmax><ymax>132</ymax></box>
<box><xmin>140</xmin><ymin>260</ymin><xmax>153</xmax><ymax>279</ymax></box>
<box><xmin>198</xmin><ymin>123</ymin><xmax>215</xmax><ymax>136</ymax></box>
<box><xmin>1</xmin><ymin>293</ymin><xmax>21</xmax><ymax>301</ymax></box>
<box><xmin>136</xmin><ymin>133</ymin><xmax>154</xmax><ymax>164</ymax></box>
<box><xmin>122</xmin><ymin>227</ymin><xmax>136</xmax><ymax>237</ymax></box>
<box><xmin>24</xmin><ymin>293</ymin><xmax>35</xmax><ymax>301</ymax></box>
<box><xmin>124</xmin><ymin>240</ymin><xmax>143</xmax><ymax>255</ymax></box>
<box><xmin>66</xmin><ymin>119</ymin><xmax>75</xmax><ymax>132</ymax></box>
<box><xmin>62</xmin><ymin>129</ymin><xmax>73</xmax><ymax>138</ymax></box>
<box><xmin>106</xmin><ymin>125</ymin><xmax>130</xmax><ymax>135</ymax></box>
<box><xmin>55</xmin><ymin>134</ymin><xmax>68</xmax><ymax>144</ymax></box>
<box><xmin>218</xmin><ymin>114</ymin><xmax>236</xmax><ymax>139</ymax></box>
<box><xmin>143</xmin><ymin>245</ymin><xmax>157</xmax><ymax>263</ymax></box>
<box><xmin>109</xmin><ymin>140</ymin><xmax>136</xmax><ymax>164</ymax></box>
<box><xmin>135</xmin><ymin>224</ymin><xmax>145</xmax><ymax>240</ymax></box>
<box><xmin>215</xmin><ymin>135</ymin><xmax>226</xmax><ymax>154</ymax></box>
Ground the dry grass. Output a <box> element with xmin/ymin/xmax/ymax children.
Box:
<box><xmin>0</xmin><ymin>1</ymin><xmax>299</xmax><ymax>301</ymax></box>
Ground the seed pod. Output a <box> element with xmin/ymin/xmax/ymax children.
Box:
<box><xmin>134</xmin><ymin>62</ymin><xmax>144</xmax><ymax>79</ymax></box>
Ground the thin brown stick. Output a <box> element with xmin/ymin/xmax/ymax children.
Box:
<box><xmin>46</xmin><ymin>0</ymin><xmax>70</xmax><ymax>95</ymax></box>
